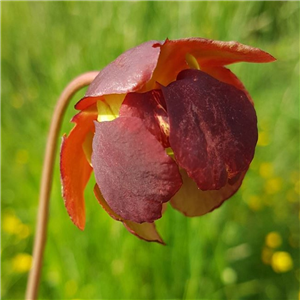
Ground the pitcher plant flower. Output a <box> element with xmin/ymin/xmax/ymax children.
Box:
<box><xmin>60</xmin><ymin>38</ymin><xmax>275</xmax><ymax>244</ymax></box>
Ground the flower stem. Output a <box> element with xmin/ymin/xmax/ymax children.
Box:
<box><xmin>25</xmin><ymin>71</ymin><xmax>99</xmax><ymax>300</ymax></box>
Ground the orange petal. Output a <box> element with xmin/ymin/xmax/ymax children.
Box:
<box><xmin>94</xmin><ymin>184</ymin><xmax>165</xmax><ymax>244</ymax></box>
<box><xmin>75</xmin><ymin>95</ymin><xmax>104</xmax><ymax>111</ymax></box>
<box><xmin>170</xmin><ymin>170</ymin><xmax>247</xmax><ymax>217</ymax></box>
<box><xmin>149</xmin><ymin>38</ymin><xmax>275</xmax><ymax>87</ymax></box>
<box><xmin>60</xmin><ymin>106</ymin><xmax>97</xmax><ymax>230</ymax></box>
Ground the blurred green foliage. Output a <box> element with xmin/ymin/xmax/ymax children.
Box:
<box><xmin>1</xmin><ymin>1</ymin><xmax>299</xmax><ymax>300</ymax></box>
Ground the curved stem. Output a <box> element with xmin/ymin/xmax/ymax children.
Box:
<box><xmin>25</xmin><ymin>71</ymin><xmax>99</xmax><ymax>300</ymax></box>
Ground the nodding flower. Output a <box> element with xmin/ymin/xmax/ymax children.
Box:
<box><xmin>60</xmin><ymin>38</ymin><xmax>275</xmax><ymax>244</ymax></box>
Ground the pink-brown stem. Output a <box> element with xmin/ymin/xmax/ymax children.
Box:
<box><xmin>25</xmin><ymin>71</ymin><xmax>99</xmax><ymax>300</ymax></box>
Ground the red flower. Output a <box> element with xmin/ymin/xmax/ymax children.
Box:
<box><xmin>60</xmin><ymin>38</ymin><xmax>275</xmax><ymax>244</ymax></box>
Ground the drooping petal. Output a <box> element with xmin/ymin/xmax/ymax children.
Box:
<box><xmin>75</xmin><ymin>40</ymin><xmax>163</xmax><ymax>110</ymax></box>
<box><xmin>91</xmin><ymin>117</ymin><xmax>182</xmax><ymax>223</ymax></box>
<box><xmin>123</xmin><ymin>221</ymin><xmax>165</xmax><ymax>245</ymax></box>
<box><xmin>162</xmin><ymin>69</ymin><xmax>257</xmax><ymax>190</ymax></box>
<box><xmin>149</xmin><ymin>38</ymin><xmax>276</xmax><ymax>87</ymax></box>
<box><xmin>119</xmin><ymin>90</ymin><xmax>169</xmax><ymax>147</ymax></box>
<box><xmin>171</xmin><ymin>170</ymin><xmax>247</xmax><ymax>217</ymax></box>
<box><xmin>94</xmin><ymin>184</ymin><xmax>165</xmax><ymax>244</ymax></box>
<box><xmin>60</xmin><ymin>106</ymin><xmax>98</xmax><ymax>230</ymax></box>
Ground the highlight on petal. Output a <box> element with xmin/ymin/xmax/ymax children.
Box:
<box><xmin>171</xmin><ymin>170</ymin><xmax>247</xmax><ymax>217</ymax></box>
<box><xmin>91</xmin><ymin>117</ymin><xmax>182</xmax><ymax>223</ymax></box>
<box><xmin>96</xmin><ymin>94</ymin><xmax>125</xmax><ymax>122</ymax></box>
<box><xmin>119</xmin><ymin>89</ymin><xmax>169</xmax><ymax>147</ymax></box>
<box><xmin>94</xmin><ymin>184</ymin><xmax>165</xmax><ymax>244</ymax></box>
<box><xmin>162</xmin><ymin>69</ymin><xmax>257</xmax><ymax>190</ymax></box>
<box><xmin>60</xmin><ymin>106</ymin><xmax>98</xmax><ymax>230</ymax></box>
<box><xmin>76</xmin><ymin>93</ymin><xmax>126</xmax><ymax>112</ymax></box>
<box><xmin>75</xmin><ymin>40</ymin><xmax>163</xmax><ymax>110</ymax></box>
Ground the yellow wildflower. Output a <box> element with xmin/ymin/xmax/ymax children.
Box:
<box><xmin>271</xmin><ymin>251</ymin><xmax>293</xmax><ymax>273</ymax></box>
<box><xmin>12</xmin><ymin>253</ymin><xmax>32</xmax><ymax>273</ymax></box>
<box><xmin>264</xmin><ymin>177</ymin><xmax>283</xmax><ymax>194</ymax></box>
<box><xmin>265</xmin><ymin>232</ymin><xmax>282</xmax><ymax>249</ymax></box>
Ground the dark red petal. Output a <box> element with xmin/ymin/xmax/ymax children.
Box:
<box><xmin>60</xmin><ymin>106</ymin><xmax>98</xmax><ymax>230</ymax></box>
<box><xmin>171</xmin><ymin>170</ymin><xmax>247</xmax><ymax>217</ymax></box>
<box><xmin>94</xmin><ymin>184</ymin><xmax>165</xmax><ymax>243</ymax></box>
<box><xmin>75</xmin><ymin>40</ymin><xmax>163</xmax><ymax>110</ymax></box>
<box><xmin>200</xmin><ymin>65</ymin><xmax>254</xmax><ymax>104</ymax></box>
<box><xmin>162</xmin><ymin>69</ymin><xmax>257</xmax><ymax>190</ymax></box>
<box><xmin>119</xmin><ymin>90</ymin><xmax>169</xmax><ymax>147</ymax></box>
<box><xmin>91</xmin><ymin>117</ymin><xmax>182</xmax><ymax>223</ymax></box>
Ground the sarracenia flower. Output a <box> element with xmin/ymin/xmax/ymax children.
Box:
<box><xmin>60</xmin><ymin>38</ymin><xmax>275</xmax><ymax>244</ymax></box>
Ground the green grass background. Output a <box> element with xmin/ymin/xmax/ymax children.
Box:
<box><xmin>1</xmin><ymin>1</ymin><xmax>299</xmax><ymax>299</ymax></box>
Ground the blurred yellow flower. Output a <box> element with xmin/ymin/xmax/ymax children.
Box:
<box><xmin>2</xmin><ymin>211</ymin><xmax>30</xmax><ymax>239</ymax></box>
<box><xmin>257</xmin><ymin>131</ymin><xmax>270</xmax><ymax>146</ymax></box>
<box><xmin>264</xmin><ymin>177</ymin><xmax>283</xmax><ymax>194</ymax></box>
<box><xmin>3</xmin><ymin>213</ymin><xmax>20</xmax><ymax>234</ymax></box>
<box><xmin>12</xmin><ymin>253</ymin><xmax>32</xmax><ymax>273</ymax></box>
<box><xmin>259</xmin><ymin>162</ymin><xmax>274</xmax><ymax>178</ymax></box>
<box><xmin>18</xmin><ymin>224</ymin><xmax>30</xmax><ymax>239</ymax></box>
<box><xmin>271</xmin><ymin>251</ymin><xmax>293</xmax><ymax>273</ymax></box>
<box><xmin>265</xmin><ymin>232</ymin><xmax>282</xmax><ymax>249</ymax></box>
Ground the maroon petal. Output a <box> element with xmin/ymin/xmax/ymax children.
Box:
<box><xmin>119</xmin><ymin>90</ymin><xmax>169</xmax><ymax>147</ymax></box>
<box><xmin>75</xmin><ymin>40</ymin><xmax>163</xmax><ymax>110</ymax></box>
<box><xmin>91</xmin><ymin>117</ymin><xmax>182</xmax><ymax>223</ymax></box>
<box><xmin>162</xmin><ymin>69</ymin><xmax>257</xmax><ymax>190</ymax></box>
